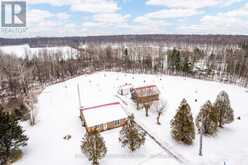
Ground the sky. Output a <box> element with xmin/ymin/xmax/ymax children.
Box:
<box><xmin>0</xmin><ymin>0</ymin><xmax>248</xmax><ymax>37</ymax></box>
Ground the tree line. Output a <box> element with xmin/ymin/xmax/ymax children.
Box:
<box><xmin>1</xmin><ymin>35</ymin><xmax>248</xmax><ymax>47</ymax></box>
<box><xmin>0</xmin><ymin>44</ymin><xmax>244</xmax><ymax>129</ymax></box>
<box><xmin>1</xmin><ymin>43</ymin><xmax>248</xmax><ymax>105</ymax></box>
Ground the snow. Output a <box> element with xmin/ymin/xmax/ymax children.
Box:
<box><xmin>0</xmin><ymin>45</ymin><xmax>78</xmax><ymax>58</ymax></box>
<box><xmin>81</xmin><ymin>102</ymin><xmax>127</xmax><ymax>127</ymax></box>
<box><xmin>15</xmin><ymin>72</ymin><xmax>248</xmax><ymax>165</ymax></box>
<box><xmin>119</xmin><ymin>83</ymin><xmax>133</xmax><ymax>90</ymax></box>
<box><xmin>0</xmin><ymin>45</ymin><xmax>30</xmax><ymax>57</ymax></box>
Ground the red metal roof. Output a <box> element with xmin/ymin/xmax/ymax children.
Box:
<box><xmin>80</xmin><ymin>102</ymin><xmax>121</xmax><ymax>111</ymax></box>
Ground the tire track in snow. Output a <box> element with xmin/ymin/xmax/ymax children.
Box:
<box><xmin>135</xmin><ymin>122</ymin><xmax>186</xmax><ymax>164</ymax></box>
<box><xmin>136</xmin><ymin>152</ymin><xmax>170</xmax><ymax>165</ymax></box>
<box><xmin>115</xmin><ymin>94</ymin><xmax>186</xmax><ymax>164</ymax></box>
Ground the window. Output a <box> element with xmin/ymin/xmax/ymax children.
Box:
<box><xmin>114</xmin><ymin>120</ymin><xmax>120</xmax><ymax>126</ymax></box>
<box><xmin>94</xmin><ymin>124</ymin><xmax>104</xmax><ymax>130</ymax></box>
<box><xmin>95</xmin><ymin>125</ymin><xmax>100</xmax><ymax>129</ymax></box>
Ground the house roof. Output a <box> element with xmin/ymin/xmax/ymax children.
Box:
<box><xmin>80</xmin><ymin>102</ymin><xmax>127</xmax><ymax>127</ymax></box>
<box><xmin>134</xmin><ymin>85</ymin><xmax>157</xmax><ymax>90</ymax></box>
<box><xmin>133</xmin><ymin>85</ymin><xmax>160</xmax><ymax>97</ymax></box>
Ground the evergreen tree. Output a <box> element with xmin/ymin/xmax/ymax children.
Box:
<box><xmin>196</xmin><ymin>101</ymin><xmax>218</xmax><ymax>135</ymax></box>
<box><xmin>0</xmin><ymin>111</ymin><xmax>28</xmax><ymax>163</ymax></box>
<box><xmin>167</xmin><ymin>48</ymin><xmax>181</xmax><ymax>71</ymax></box>
<box><xmin>174</xmin><ymin>49</ymin><xmax>181</xmax><ymax>71</ymax></box>
<box><xmin>119</xmin><ymin>115</ymin><xmax>146</xmax><ymax>151</ymax></box>
<box><xmin>213</xmin><ymin>91</ymin><xmax>234</xmax><ymax>127</ymax></box>
<box><xmin>81</xmin><ymin>130</ymin><xmax>107</xmax><ymax>165</ymax></box>
<box><xmin>171</xmin><ymin>99</ymin><xmax>195</xmax><ymax>145</ymax></box>
<box><xmin>182</xmin><ymin>56</ymin><xmax>193</xmax><ymax>74</ymax></box>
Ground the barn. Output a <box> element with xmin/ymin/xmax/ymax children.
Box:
<box><xmin>80</xmin><ymin>102</ymin><xmax>127</xmax><ymax>133</ymax></box>
<box><xmin>131</xmin><ymin>85</ymin><xmax>160</xmax><ymax>109</ymax></box>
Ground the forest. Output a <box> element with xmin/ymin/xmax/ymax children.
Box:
<box><xmin>0</xmin><ymin>37</ymin><xmax>248</xmax><ymax>121</ymax></box>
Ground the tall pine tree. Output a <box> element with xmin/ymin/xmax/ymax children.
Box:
<box><xmin>0</xmin><ymin>111</ymin><xmax>28</xmax><ymax>164</ymax></box>
<box><xmin>213</xmin><ymin>91</ymin><xmax>234</xmax><ymax>127</ymax></box>
<box><xmin>119</xmin><ymin>115</ymin><xmax>146</xmax><ymax>151</ymax></box>
<box><xmin>196</xmin><ymin>101</ymin><xmax>218</xmax><ymax>135</ymax></box>
<box><xmin>81</xmin><ymin>130</ymin><xmax>107</xmax><ymax>165</ymax></box>
<box><xmin>171</xmin><ymin>99</ymin><xmax>195</xmax><ymax>145</ymax></box>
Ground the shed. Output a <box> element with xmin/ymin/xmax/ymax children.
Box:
<box><xmin>131</xmin><ymin>85</ymin><xmax>160</xmax><ymax>109</ymax></box>
<box><xmin>117</xmin><ymin>83</ymin><xmax>133</xmax><ymax>96</ymax></box>
<box><xmin>80</xmin><ymin>102</ymin><xmax>127</xmax><ymax>133</ymax></box>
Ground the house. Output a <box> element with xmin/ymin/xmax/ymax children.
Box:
<box><xmin>131</xmin><ymin>85</ymin><xmax>160</xmax><ymax>109</ymax></box>
<box><xmin>117</xmin><ymin>83</ymin><xmax>133</xmax><ymax>96</ymax></box>
<box><xmin>80</xmin><ymin>102</ymin><xmax>127</xmax><ymax>133</ymax></box>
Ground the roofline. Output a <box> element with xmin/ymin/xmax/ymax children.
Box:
<box><xmin>134</xmin><ymin>85</ymin><xmax>157</xmax><ymax>90</ymax></box>
<box><xmin>80</xmin><ymin>102</ymin><xmax>121</xmax><ymax>111</ymax></box>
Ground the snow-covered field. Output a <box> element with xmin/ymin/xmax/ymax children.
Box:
<box><xmin>0</xmin><ymin>45</ymin><xmax>78</xmax><ymax>58</ymax></box>
<box><xmin>15</xmin><ymin>72</ymin><xmax>248</xmax><ymax>165</ymax></box>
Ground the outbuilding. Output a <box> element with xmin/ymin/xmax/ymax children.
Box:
<box><xmin>117</xmin><ymin>83</ymin><xmax>133</xmax><ymax>96</ymax></box>
<box><xmin>131</xmin><ymin>85</ymin><xmax>160</xmax><ymax>109</ymax></box>
<box><xmin>80</xmin><ymin>102</ymin><xmax>127</xmax><ymax>133</ymax></box>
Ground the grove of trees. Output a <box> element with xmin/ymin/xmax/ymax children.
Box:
<box><xmin>1</xmin><ymin>41</ymin><xmax>248</xmax><ymax>107</ymax></box>
<box><xmin>171</xmin><ymin>90</ymin><xmax>234</xmax><ymax>146</ymax></box>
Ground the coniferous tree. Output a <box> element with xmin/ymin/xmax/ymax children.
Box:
<box><xmin>213</xmin><ymin>91</ymin><xmax>234</xmax><ymax>127</ymax></box>
<box><xmin>81</xmin><ymin>130</ymin><xmax>107</xmax><ymax>165</ymax></box>
<box><xmin>196</xmin><ymin>101</ymin><xmax>218</xmax><ymax>135</ymax></box>
<box><xmin>167</xmin><ymin>48</ymin><xmax>178</xmax><ymax>71</ymax></box>
<box><xmin>0</xmin><ymin>111</ymin><xmax>28</xmax><ymax>164</ymax></box>
<box><xmin>119</xmin><ymin>115</ymin><xmax>146</xmax><ymax>151</ymax></box>
<box><xmin>171</xmin><ymin>99</ymin><xmax>195</xmax><ymax>145</ymax></box>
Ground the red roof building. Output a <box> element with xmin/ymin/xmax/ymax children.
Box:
<box><xmin>80</xmin><ymin>102</ymin><xmax>127</xmax><ymax>133</ymax></box>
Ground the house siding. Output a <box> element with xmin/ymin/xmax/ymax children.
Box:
<box><xmin>85</xmin><ymin>118</ymin><xmax>126</xmax><ymax>133</ymax></box>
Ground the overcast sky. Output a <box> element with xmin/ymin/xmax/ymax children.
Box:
<box><xmin>1</xmin><ymin>0</ymin><xmax>248</xmax><ymax>37</ymax></box>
